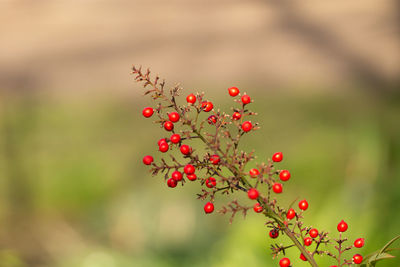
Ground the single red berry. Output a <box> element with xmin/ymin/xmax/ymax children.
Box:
<box><xmin>353</xmin><ymin>254</ymin><xmax>363</xmax><ymax>264</ymax></box>
<box><xmin>247</xmin><ymin>188</ymin><xmax>259</xmax><ymax>199</ymax></box>
<box><xmin>142</xmin><ymin>107</ymin><xmax>154</xmax><ymax>118</ymax></box>
<box><xmin>142</xmin><ymin>155</ymin><xmax>154</xmax><ymax>165</ymax></box>
<box><xmin>279</xmin><ymin>170</ymin><xmax>291</xmax><ymax>181</ymax></box>
<box><xmin>205</xmin><ymin>177</ymin><xmax>217</xmax><ymax>188</ymax></box>
<box><xmin>279</xmin><ymin>258</ymin><xmax>291</xmax><ymax>267</ymax></box>
<box><xmin>354</xmin><ymin>238</ymin><xmax>365</xmax><ymax>248</ymax></box>
<box><xmin>249</xmin><ymin>168</ymin><xmax>260</xmax><ymax>178</ymax></box>
<box><xmin>167</xmin><ymin>178</ymin><xmax>177</xmax><ymax>188</ymax></box>
<box><xmin>168</xmin><ymin>112</ymin><xmax>180</xmax><ymax>123</ymax></box>
<box><xmin>286</xmin><ymin>208</ymin><xmax>296</xmax><ymax>220</ymax></box>
<box><xmin>228</xmin><ymin>86</ymin><xmax>240</xmax><ymax>97</ymax></box>
<box><xmin>304</xmin><ymin>237</ymin><xmax>313</xmax><ymax>246</ymax></box>
<box><xmin>170</xmin><ymin>134</ymin><xmax>181</xmax><ymax>144</ymax></box>
<box><xmin>272</xmin><ymin>152</ymin><xmax>283</xmax><ymax>162</ymax></box>
<box><xmin>186</xmin><ymin>174</ymin><xmax>197</xmax><ymax>181</ymax></box>
<box><xmin>172</xmin><ymin>171</ymin><xmax>183</xmax><ymax>181</ymax></box>
<box><xmin>241</xmin><ymin>94</ymin><xmax>251</xmax><ymax>104</ymax></box>
<box><xmin>180</xmin><ymin>144</ymin><xmax>192</xmax><ymax>155</ymax></box>
<box><xmin>164</xmin><ymin>121</ymin><xmax>174</xmax><ymax>131</ymax></box>
<box><xmin>186</xmin><ymin>93</ymin><xmax>196</xmax><ymax>104</ymax></box>
<box><xmin>241</xmin><ymin>121</ymin><xmax>253</xmax><ymax>132</ymax></box>
<box><xmin>253</xmin><ymin>203</ymin><xmax>263</xmax><ymax>213</ymax></box>
<box><xmin>337</xmin><ymin>220</ymin><xmax>348</xmax><ymax>232</ymax></box>
<box><xmin>159</xmin><ymin>142</ymin><xmax>169</xmax><ymax>153</ymax></box>
<box><xmin>269</xmin><ymin>229</ymin><xmax>279</xmax><ymax>239</ymax></box>
<box><xmin>330</xmin><ymin>266</ymin><xmax>338</xmax><ymax>267</ymax></box>
<box><xmin>309</xmin><ymin>228</ymin><xmax>319</xmax><ymax>238</ymax></box>
<box><xmin>210</xmin><ymin>154</ymin><xmax>220</xmax><ymax>165</ymax></box>
<box><xmin>201</xmin><ymin>101</ymin><xmax>213</xmax><ymax>112</ymax></box>
<box><xmin>299</xmin><ymin>199</ymin><xmax>309</xmax><ymax>211</ymax></box>
<box><xmin>158</xmin><ymin>138</ymin><xmax>167</xmax><ymax>146</ymax></box>
<box><xmin>272</xmin><ymin>183</ymin><xmax>283</xmax><ymax>193</ymax></box>
<box><xmin>184</xmin><ymin>164</ymin><xmax>195</xmax><ymax>175</ymax></box>
<box><xmin>300</xmin><ymin>253</ymin><xmax>307</xmax><ymax>261</ymax></box>
<box><xmin>204</xmin><ymin>202</ymin><xmax>214</xmax><ymax>214</ymax></box>
<box><xmin>207</xmin><ymin>115</ymin><xmax>217</xmax><ymax>125</ymax></box>
<box><xmin>232</xmin><ymin>112</ymin><xmax>241</xmax><ymax>120</ymax></box>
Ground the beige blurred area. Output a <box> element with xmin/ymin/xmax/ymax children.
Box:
<box><xmin>1</xmin><ymin>0</ymin><xmax>399</xmax><ymax>94</ymax></box>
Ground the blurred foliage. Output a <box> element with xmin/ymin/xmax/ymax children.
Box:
<box><xmin>0</xmin><ymin>88</ymin><xmax>399</xmax><ymax>266</ymax></box>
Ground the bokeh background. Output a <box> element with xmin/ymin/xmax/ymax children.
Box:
<box><xmin>1</xmin><ymin>0</ymin><xmax>400</xmax><ymax>266</ymax></box>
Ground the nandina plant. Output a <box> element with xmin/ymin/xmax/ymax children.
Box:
<box><xmin>133</xmin><ymin>66</ymin><xmax>399</xmax><ymax>267</ymax></box>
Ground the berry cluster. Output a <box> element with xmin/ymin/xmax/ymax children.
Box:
<box><xmin>133</xmin><ymin>66</ymin><xmax>365</xmax><ymax>267</ymax></box>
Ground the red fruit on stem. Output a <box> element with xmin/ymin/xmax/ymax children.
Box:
<box><xmin>353</xmin><ymin>254</ymin><xmax>363</xmax><ymax>264</ymax></box>
<box><xmin>207</xmin><ymin>115</ymin><xmax>217</xmax><ymax>125</ymax></box>
<box><xmin>228</xmin><ymin>86</ymin><xmax>240</xmax><ymax>96</ymax></box>
<box><xmin>210</xmin><ymin>154</ymin><xmax>220</xmax><ymax>165</ymax></box>
<box><xmin>272</xmin><ymin>152</ymin><xmax>283</xmax><ymax>162</ymax></box>
<box><xmin>201</xmin><ymin>101</ymin><xmax>213</xmax><ymax>112</ymax></box>
<box><xmin>241</xmin><ymin>121</ymin><xmax>253</xmax><ymax>132</ymax></box>
<box><xmin>168</xmin><ymin>112</ymin><xmax>180</xmax><ymax>123</ymax></box>
<box><xmin>300</xmin><ymin>253</ymin><xmax>307</xmax><ymax>261</ymax></box>
<box><xmin>279</xmin><ymin>170</ymin><xmax>291</xmax><ymax>181</ymax></box>
<box><xmin>142</xmin><ymin>107</ymin><xmax>154</xmax><ymax>118</ymax></box>
<box><xmin>186</xmin><ymin>93</ymin><xmax>196</xmax><ymax>104</ymax></box>
<box><xmin>232</xmin><ymin>112</ymin><xmax>241</xmax><ymax>120</ymax></box>
<box><xmin>158</xmin><ymin>138</ymin><xmax>167</xmax><ymax>146</ymax></box>
<box><xmin>247</xmin><ymin>188</ymin><xmax>259</xmax><ymax>199</ymax></box>
<box><xmin>253</xmin><ymin>203</ymin><xmax>263</xmax><ymax>213</ymax></box>
<box><xmin>354</xmin><ymin>238</ymin><xmax>365</xmax><ymax>248</ymax></box>
<box><xmin>159</xmin><ymin>142</ymin><xmax>169</xmax><ymax>153</ymax></box>
<box><xmin>269</xmin><ymin>229</ymin><xmax>279</xmax><ymax>239</ymax></box>
<box><xmin>184</xmin><ymin>164</ymin><xmax>195</xmax><ymax>175</ymax></box>
<box><xmin>309</xmin><ymin>228</ymin><xmax>319</xmax><ymax>238</ymax></box>
<box><xmin>337</xmin><ymin>220</ymin><xmax>348</xmax><ymax>232</ymax></box>
<box><xmin>304</xmin><ymin>237</ymin><xmax>313</xmax><ymax>246</ymax></box>
<box><xmin>286</xmin><ymin>208</ymin><xmax>296</xmax><ymax>220</ymax></box>
<box><xmin>241</xmin><ymin>94</ymin><xmax>251</xmax><ymax>104</ymax></box>
<box><xmin>279</xmin><ymin>258</ymin><xmax>291</xmax><ymax>267</ymax></box>
<box><xmin>142</xmin><ymin>155</ymin><xmax>153</xmax><ymax>165</ymax></box>
<box><xmin>205</xmin><ymin>177</ymin><xmax>217</xmax><ymax>188</ymax></box>
<box><xmin>170</xmin><ymin>134</ymin><xmax>181</xmax><ymax>144</ymax></box>
<box><xmin>164</xmin><ymin>121</ymin><xmax>174</xmax><ymax>131</ymax></box>
<box><xmin>186</xmin><ymin>174</ymin><xmax>197</xmax><ymax>181</ymax></box>
<box><xmin>180</xmin><ymin>144</ymin><xmax>192</xmax><ymax>155</ymax></box>
<box><xmin>272</xmin><ymin>183</ymin><xmax>283</xmax><ymax>193</ymax></box>
<box><xmin>204</xmin><ymin>202</ymin><xmax>214</xmax><ymax>214</ymax></box>
<box><xmin>167</xmin><ymin>178</ymin><xmax>177</xmax><ymax>188</ymax></box>
<box><xmin>172</xmin><ymin>171</ymin><xmax>183</xmax><ymax>181</ymax></box>
<box><xmin>299</xmin><ymin>199</ymin><xmax>309</xmax><ymax>211</ymax></box>
<box><xmin>249</xmin><ymin>168</ymin><xmax>260</xmax><ymax>178</ymax></box>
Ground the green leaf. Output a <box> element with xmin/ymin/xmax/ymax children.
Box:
<box><xmin>361</xmin><ymin>235</ymin><xmax>400</xmax><ymax>266</ymax></box>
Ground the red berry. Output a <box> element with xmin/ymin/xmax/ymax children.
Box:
<box><xmin>205</xmin><ymin>177</ymin><xmax>217</xmax><ymax>188</ymax></box>
<box><xmin>354</xmin><ymin>238</ymin><xmax>365</xmax><ymax>248</ymax></box>
<box><xmin>309</xmin><ymin>228</ymin><xmax>319</xmax><ymax>238</ymax></box>
<box><xmin>159</xmin><ymin>142</ymin><xmax>169</xmax><ymax>153</ymax></box>
<box><xmin>232</xmin><ymin>112</ymin><xmax>241</xmax><ymax>120</ymax></box>
<box><xmin>253</xmin><ymin>203</ymin><xmax>263</xmax><ymax>213</ymax></box>
<box><xmin>241</xmin><ymin>94</ymin><xmax>251</xmax><ymax>104</ymax></box>
<box><xmin>172</xmin><ymin>171</ymin><xmax>183</xmax><ymax>181</ymax></box>
<box><xmin>300</xmin><ymin>253</ymin><xmax>307</xmax><ymax>261</ymax></box>
<box><xmin>304</xmin><ymin>237</ymin><xmax>313</xmax><ymax>246</ymax></box>
<box><xmin>279</xmin><ymin>258</ymin><xmax>291</xmax><ymax>267</ymax></box>
<box><xmin>142</xmin><ymin>107</ymin><xmax>154</xmax><ymax>118</ymax></box>
<box><xmin>330</xmin><ymin>266</ymin><xmax>338</xmax><ymax>267</ymax></box>
<box><xmin>186</xmin><ymin>174</ymin><xmax>197</xmax><ymax>181</ymax></box>
<box><xmin>272</xmin><ymin>183</ymin><xmax>283</xmax><ymax>193</ymax></box>
<box><xmin>142</xmin><ymin>155</ymin><xmax>154</xmax><ymax>165</ymax></box>
<box><xmin>168</xmin><ymin>112</ymin><xmax>180</xmax><ymax>123</ymax></box>
<box><xmin>249</xmin><ymin>168</ymin><xmax>260</xmax><ymax>178</ymax></box>
<box><xmin>207</xmin><ymin>115</ymin><xmax>217</xmax><ymax>125</ymax></box>
<box><xmin>201</xmin><ymin>101</ymin><xmax>213</xmax><ymax>112</ymax></box>
<box><xmin>204</xmin><ymin>202</ymin><xmax>214</xmax><ymax>214</ymax></box>
<box><xmin>210</xmin><ymin>154</ymin><xmax>220</xmax><ymax>165</ymax></box>
<box><xmin>180</xmin><ymin>144</ymin><xmax>192</xmax><ymax>155</ymax></box>
<box><xmin>269</xmin><ymin>229</ymin><xmax>279</xmax><ymax>239</ymax></box>
<box><xmin>186</xmin><ymin>94</ymin><xmax>196</xmax><ymax>104</ymax></box>
<box><xmin>272</xmin><ymin>152</ymin><xmax>283</xmax><ymax>162</ymax></box>
<box><xmin>167</xmin><ymin>178</ymin><xmax>177</xmax><ymax>188</ymax></box>
<box><xmin>337</xmin><ymin>220</ymin><xmax>348</xmax><ymax>232</ymax></box>
<box><xmin>279</xmin><ymin>170</ymin><xmax>291</xmax><ymax>181</ymax></box>
<box><xmin>170</xmin><ymin>134</ymin><xmax>181</xmax><ymax>144</ymax></box>
<box><xmin>353</xmin><ymin>254</ymin><xmax>363</xmax><ymax>264</ymax></box>
<box><xmin>228</xmin><ymin>87</ymin><xmax>240</xmax><ymax>97</ymax></box>
<box><xmin>184</xmin><ymin>164</ymin><xmax>195</xmax><ymax>175</ymax></box>
<box><xmin>286</xmin><ymin>208</ymin><xmax>296</xmax><ymax>220</ymax></box>
<box><xmin>299</xmin><ymin>199</ymin><xmax>309</xmax><ymax>211</ymax></box>
<box><xmin>241</xmin><ymin>121</ymin><xmax>253</xmax><ymax>132</ymax></box>
<box><xmin>247</xmin><ymin>188</ymin><xmax>259</xmax><ymax>199</ymax></box>
<box><xmin>164</xmin><ymin>121</ymin><xmax>174</xmax><ymax>131</ymax></box>
<box><xmin>158</xmin><ymin>138</ymin><xmax>167</xmax><ymax>146</ymax></box>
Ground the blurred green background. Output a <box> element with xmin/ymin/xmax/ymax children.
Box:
<box><xmin>1</xmin><ymin>1</ymin><xmax>400</xmax><ymax>266</ymax></box>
